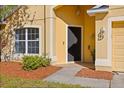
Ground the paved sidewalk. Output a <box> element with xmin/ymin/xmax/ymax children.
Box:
<box><xmin>111</xmin><ymin>73</ymin><xmax>124</xmax><ymax>88</ymax></box>
<box><xmin>43</xmin><ymin>64</ymin><xmax>110</xmax><ymax>88</ymax></box>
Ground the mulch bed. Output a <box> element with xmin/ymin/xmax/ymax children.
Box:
<box><xmin>75</xmin><ymin>68</ymin><xmax>113</xmax><ymax>80</ymax></box>
<box><xmin>0</xmin><ymin>62</ymin><xmax>62</xmax><ymax>80</ymax></box>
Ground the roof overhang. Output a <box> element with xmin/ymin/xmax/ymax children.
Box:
<box><xmin>87</xmin><ymin>5</ymin><xmax>109</xmax><ymax>16</ymax></box>
<box><xmin>53</xmin><ymin>5</ymin><xmax>64</xmax><ymax>10</ymax></box>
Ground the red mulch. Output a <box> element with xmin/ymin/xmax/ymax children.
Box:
<box><xmin>75</xmin><ymin>68</ymin><xmax>113</xmax><ymax>80</ymax></box>
<box><xmin>0</xmin><ymin>62</ymin><xmax>62</xmax><ymax>80</ymax></box>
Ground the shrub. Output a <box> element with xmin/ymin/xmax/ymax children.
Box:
<box><xmin>41</xmin><ymin>56</ymin><xmax>51</xmax><ymax>67</ymax></box>
<box><xmin>22</xmin><ymin>56</ymin><xmax>51</xmax><ymax>71</ymax></box>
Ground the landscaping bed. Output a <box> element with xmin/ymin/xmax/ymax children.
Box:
<box><xmin>75</xmin><ymin>68</ymin><xmax>113</xmax><ymax>80</ymax></box>
<box><xmin>0</xmin><ymin>62</ymin><xmax>62</xmax><ymax>80</ymax></box>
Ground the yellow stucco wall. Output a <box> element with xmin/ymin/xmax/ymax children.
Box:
<box><xmin>2</xmin><ymin>5</ymin><xmax>56</xmax><ymax>60</ymax></box>
<box><xmin>54</xmin><ymin>5</ymin><xmax>95</xmax><ymax>64</ymax></box>
<box><xmin>26</xmin><ymin>5</ymin><xmax>56</xmax><ymax>57</ymax></box>
<box><xmin>55</xmin><ymin>6</ymin><xmax>83</xmax><ymax>64</ymax></box>
<box><xmin>26</xmin><ymin>6</ymin><xmax>45</xmax><ymax>55</ymax></box>
<box><xmin>55</xmin><ymin>17</ymin><xmax>66</xmax><ymax>63</ymax></box>
<box><xmin>95</xmin><ymin>6</ymin><xmax>124</xmax><ymax>71</ymax></box>
<box><xmin>96</xmin><ymin>6</ymin><xmax>124</xmax><ymax>59</ymax></box>
<box><xmin>54</xmin><ymin>5</ymin><xmax>84</xmax><ymax>64</ymax></box>
<box><xmin>23</xmin><ymin>5</ymin><xmax>124</xmax><ymax>71</ymax></box>
<box><xmin>2</xmin><ymin>5</ymin><xmax>95</xmax><ymax>64</ymax></box>
<box><xmin>2</xmin><ymin>6</ymin><xmax>46</xmax><ymax>59</ymax></box>
<box><xmin>54</xmin><ymin>5</ymin><xmax>84</xmax><ymax>25</ymax></box>
<box><xmin>81</xmin><ymin>6</ymin><xmax>95</xmax><ymax>63</ymax></box>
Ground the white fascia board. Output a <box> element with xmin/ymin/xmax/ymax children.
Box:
<box><xmin>92</xmin><ymin>5</ymin><xmax>103</xmax><ymax>9</ymax></box>
<box><xmin>87</xmin><ymin>8</ymin><xmax>108</xmax><ymax>15</ymax></box>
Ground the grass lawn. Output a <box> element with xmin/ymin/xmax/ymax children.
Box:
<box><xmin>0</xmin><ymin>74</ymin><xmax>84</xmax><ymax>88</ymax></box>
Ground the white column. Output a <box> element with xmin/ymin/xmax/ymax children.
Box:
<box><xmin>49</xmin><ymin>6</ymin><xmax>55</xmax><ymax>62</ymax></box>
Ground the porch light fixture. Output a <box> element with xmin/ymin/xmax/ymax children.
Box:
<box><xmin>75</xmin><ymin>6</ymin><xmax>81</xmax><ymax>16</ymax></box>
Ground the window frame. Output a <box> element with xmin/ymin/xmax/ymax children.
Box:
<box><xmin>14</xmin><ymin>25</ymin><xmax>42</xmax><ymax>55</ymax></box>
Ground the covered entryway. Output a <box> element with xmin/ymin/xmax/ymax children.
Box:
<box><xmin>67</xmin><ymin>26</ymin><xmax>81</xmax><ymax>62</ymax></box>
<box><xmin>112</xmin><ymin>20</ymin><xmax>124</xmax><ymax>71</ymax></box>
<box><xmin>54</xmin><ymin>5</ymin><xmax>95</xmax><ymax>65</ymax></box>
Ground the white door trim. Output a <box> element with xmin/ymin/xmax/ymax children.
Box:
<box><xmin>108</xmin><ymin>16</ymin><xmax>124</xmax><ymax>68</ymax></box>
<box><xmin>66</xmin><ymin>25</ymin><xmax>83</xmax><ymax>63</ymax></box>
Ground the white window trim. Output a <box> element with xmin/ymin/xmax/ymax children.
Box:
<box><xmin>25</xmin><ymin>28</ymin><xmax>28</xmax><ymax>54</ymax></box>
<box><xmin>15</xmin><ymin>25</ymin><xmax>42</xmax><ymax>56</ymax></box>
<box><xmin>107</xmin><ymin>16</ymin><xmax>124</xmax><ymax>67</ymax></box>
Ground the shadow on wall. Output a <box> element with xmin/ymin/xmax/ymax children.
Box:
<box><xmin>53</xmin><ymin>5</ymin><xmax>84</xmax><ymax>25</ymax></box>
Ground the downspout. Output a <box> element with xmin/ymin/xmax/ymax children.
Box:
<box><xmin>44</xmin><ymin>5</ymin><xmax>46</xmax><ymax>56</ymax></box>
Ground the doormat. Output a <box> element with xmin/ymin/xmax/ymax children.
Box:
<box><xmin>75</xmin><ymin>68</ymin><xmax>113</xmax><ymax>80</ymax></box>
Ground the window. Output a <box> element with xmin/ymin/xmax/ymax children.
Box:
<box><xmin>27</xmin><ymin>28</ymin><xmax>39</xmax><ymax>54</ymax></box>
<box><xmin>15</xmin><ymin>28</ymin><xmax>26</xmax><ymax>53</ymax></box>
<box><xmin>15</xmin><ymin>28</ymin><xmax>39</xmax><ymax>54</ymax></box>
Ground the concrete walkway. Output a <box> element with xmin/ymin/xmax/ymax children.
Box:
<box><xmin>43</xmin><ymin>64</ymin><xmax>110</xmax><ymax>88</ymax></box>
<box><xmin>111</xmin><ymin>73</ymin><xmax>124</xmax><ymax>88</ymax></box>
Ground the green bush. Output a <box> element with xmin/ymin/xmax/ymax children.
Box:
<box><xmin>22</xmin><ymin>56</ymin><xmax>51</xmax><ymax>71</ymax></box>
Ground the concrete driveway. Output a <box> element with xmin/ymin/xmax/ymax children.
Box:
<box><xmin>111</xmin><ymin>72</ymin><xmax>124</xmax><ymax>88</ymax></box>
<box><xmin>43</xmin><ymin>64</ymin><xmax>124</xmax><ymax>88</ymax></box>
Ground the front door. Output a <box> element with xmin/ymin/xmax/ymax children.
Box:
<box><xmin>68</xmin><ymin>26</ymin><xmax>81</xmax><ymax>62</ymax></box>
